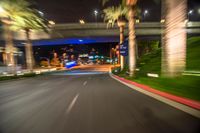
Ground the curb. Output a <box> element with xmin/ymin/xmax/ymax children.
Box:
<box><xmin>110</xmin><ymin>74</ymin><xmax>200</xmax><ymax>118</ymax></box>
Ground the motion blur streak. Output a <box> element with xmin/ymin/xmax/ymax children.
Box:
<box><xmin>162</xmin><ymin>0</ymin><xmax>187</xmax><ymax>77</ymax></box>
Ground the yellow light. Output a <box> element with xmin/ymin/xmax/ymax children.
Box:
<box><xmin>48</xmin><ymin>20</ymin><xmax>55</xmax><ymax>25</ymax></box>
<box><xmin>136</xmin><ymin>19</ymin><xmax>140</xmax><ymax>23</ymax></box>
<box><xmin>160</xmin><ymin>19</ymin><xmax>165</xmax><ymax>23</ymax></box>
<box><xmin>79</xmin><ymin>19</ymin><xmax>85</xmax><ymax>24</ymax></box>
<box><xmin>108</xmin><ymin>20</ymin><xmax>113</xmax><ymax>23</ymax></box>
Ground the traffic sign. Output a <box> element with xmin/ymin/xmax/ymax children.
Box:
<box><xmin>120</xmin><ymin>41</ymin><xmax>128</xmax><ymax>56</ymax></box>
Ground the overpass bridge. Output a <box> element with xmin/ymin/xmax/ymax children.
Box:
<box><xmin>0</xmin><ymin>22</ymin><xmax>200</xmax><ymax>46</ymax></box>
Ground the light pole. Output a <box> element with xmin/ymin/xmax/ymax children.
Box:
<box><xmin>94</xmin><ymin>10</ymin><xmax>98</xmax><ymax>24</ymax></box>
<box><xmin>188</xmin><ymin>10</ymin><xmax>193</xmax><ymax>21</ymax></box>
<box><xmin>143</xmin><ymin>9</ymin><xmax>149</xmax><ymax>21</ymax></box>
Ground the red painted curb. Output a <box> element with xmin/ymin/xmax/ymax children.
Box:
<box><xmin>113</xmin><ymin>75</ymin><xmax>200</xmax><ymax>110</ymax></box>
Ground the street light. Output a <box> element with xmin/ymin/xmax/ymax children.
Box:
<box><xmin>94</xmin><ymin>10</ymin><xmax>98</xmax><ymax>24</ymax></box>
<box><xmin>94</xmin><ymin>10</ymin><xmax>98</xmax><ymax>16</ymax></box>
<box><xmin>79</xmin><ymin>19</ymin><xmax>85</xmax><ymax>24</ymax></box>
<box><xmin>188</xmin><ymin>10</ymin><xmax>193</xmax><ymax>21</ymax></box>
<box><xmin>38</xmin><ymin>11</ymin><xmax>44</xmax><ymax>16</ymax></box>
<box><xmin>135</xmin><ymin>19</ymin><xmax>140</xmax><ymax>23</ymax></box>
<box><xmin>144</xmin><ymin>10</ymin><xmax>148</xmax><ymax>14</ymax></box>
<box><xmin>160</xmin><ymin>19</ymin><xmax>165</xmax><ymax>23</ymax></box>
<box><xmin>143</xmin><ymin>10</ymin><xmax>149</xmax><ymax>21</ymax></box>
<box><xmin>48</xmin><ymin>20</ymin><xmax>55</xmax><ymax>25</ymax></box>
<box><xmin>188</xmin><ymin>10</ymin><xmax>193</xmax><ymax>14</ymax></box>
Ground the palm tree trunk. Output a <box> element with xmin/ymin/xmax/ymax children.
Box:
<box><xmin>119</xmin><ymin>25</ymin><xmax>125</xmax><ymax>70</ymax></box>
<box><xmin>128</xmin><ymin>6</ymin><xmax>136</xmax><ymax>77</ymax></box>
<box><xmin>25</xmin><ymin>29</ymin><xmax>34</xmax><ymax>71</ymax></box>
<box><xmin>161</xmin><ymin>0</ymin><xmax>187</xmax><ymax>77</ymax></box>
<box><xmin>3</xmin><ymin>23</ymin><xmax>15</xmax><ymax>73</ymax></box>
<box><xmin>110</xmin><ymin>44</ymin><xmax>112</xmax><ymax>64</ymax></box>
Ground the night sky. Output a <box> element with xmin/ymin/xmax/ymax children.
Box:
<box><xmin>34</xmin><ymin>0</ymin><xmax>200</xmax><ymax>23</ymax></box>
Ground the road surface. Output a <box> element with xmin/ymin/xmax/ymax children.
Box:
<box><xmin>0</xmin><ymin>68</ymin><xmax>199</xmax><ymax>133</ymax></box>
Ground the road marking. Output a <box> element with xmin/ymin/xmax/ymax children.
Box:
<box><xmin>110</xmin><ymin>74</ymin><xmax>200</xmax><ymax>118</ymax></box>
<box><xmin>66</xmin><ymin>94</ymin><xmax>79</xmax><ymax>114</ymax></box>
<box><xmin>83</xmin><ymin>81</ymin><xmax>87</xmax><ymax>86</ymax></box>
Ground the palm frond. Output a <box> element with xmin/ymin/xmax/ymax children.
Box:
<box><xmin>103</xmin><ymin>5</ymin><xmax>128</xmax><ymax>27</ymax></box>
<box><xmin>0</xmin><ymin>0</ymin><xmax>48</xmax><ymax>33</ymax></box>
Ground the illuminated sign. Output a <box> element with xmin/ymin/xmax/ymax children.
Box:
<box><xmin>120</xmin><ymin>41</ymin><xmax>128</xmax><ymax>56</ymax></box>
<box><xmin>65</xmin><ymin>61</ymin><xmax>76</xmax><ymax>68</ymax></box>
<box><xmin>79</xmin><ymin>54</ymin><xmax>89</xmax><ymax>57</ymax></box>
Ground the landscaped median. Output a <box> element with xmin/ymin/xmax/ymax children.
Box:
<box><xmin>110</xmin><ymin>37</ymin><xmax>200</xmax><ymax>113</ymax></box>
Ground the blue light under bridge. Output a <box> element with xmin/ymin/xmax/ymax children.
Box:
<box><xmin>30</xmin><ymin>37</ymin><xmax>119</xmax><ymax>46</ymax></box>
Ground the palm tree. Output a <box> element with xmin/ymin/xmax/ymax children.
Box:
<box><xmin>0</xmin><ymin>0</ymin><xmax>24</xmax><ymax>68</ymax></box>
<box><xmin>103</xmin><ymin>0</ymin><xmax>138</xmax><ymax>76</ymax></box>
<box><xmin>161</xmin><ymin>0</ymin><xmax>187</xmax><ymax>77</ymax></box>
<box><xmin>1</xmin><ymin>0</ymin><xmax>48</xmax><ymax>71</ymax></box>
<box><xmin>11</xmin><ymin>9</ymin><xmax>48</xmax><ymax>71</ymax></box>
<box><xmin>126</xmin><ymin>0</ymin><xmax>138</xmax><ymax>77</ymax></box>
<box><xmin>0</xmin><ymin>0</ymin><xmax>33</xmax><ymax>72</ymax></box>
<box><xmin>103</xmin><ymin>5</ymin><xmax>128</xmax><ymax>70</ymax></box>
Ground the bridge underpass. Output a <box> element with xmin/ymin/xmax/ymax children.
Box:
<box><xmin>0</xmin><ymin>22</ymin><xmax>200</xmax><ymax>46</ymax></box>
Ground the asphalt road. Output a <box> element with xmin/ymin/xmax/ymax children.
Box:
<box><xmin>0</xmin><ymin>71</ymin><xmax>199</xmax><ymax>133</ymax></box>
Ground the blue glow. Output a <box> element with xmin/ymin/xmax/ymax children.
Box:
<box><xmin>89</xmin><ymin>56</ymin><xmax>94</xmax><ymax>59</ymax></box>
<box><xmin>31</xmin><ymin>37</ymin><xmax>119</xmax><ymax>46</ymax></box>
<box><xmin>65</xmin><ymin>61</ymin><xmax>76</xmax><ymax>68</ymax></box>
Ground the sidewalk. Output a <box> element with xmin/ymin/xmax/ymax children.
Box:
<box><xmin>0</xmin><ymin>67</ymin><xmax>60</xmax><ymax>77</ymax></box>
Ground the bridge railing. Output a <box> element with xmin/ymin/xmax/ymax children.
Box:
<box><xmin>0</xmin><ymin>22</ymin><xmax>199</xmax><ymax>41</ymax></box>
<box><xmin>52</xmin><ymin>22</ymin><xmax>200</xmax><ymax>30</ymax></box>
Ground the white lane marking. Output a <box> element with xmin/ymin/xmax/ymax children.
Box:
<box><xmin>109</xmin><ymin>73</ymin><xmax>200</xmax><ymax>118</ymax></box>
<box><xmin>83</xmin><ymin>81</ymin><xmax>87</xmax><ymax>86</ymax></box>
<box><xmin>66</xmin><ymin>94</ymin><xmax>79</xmax><ymax>114</ymax></box>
